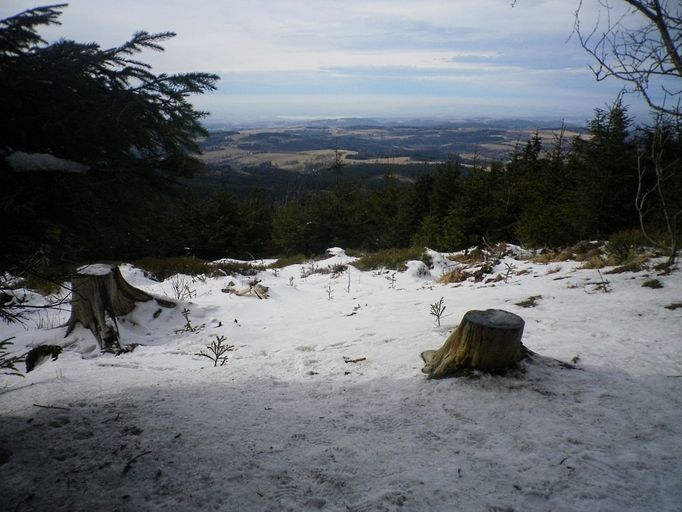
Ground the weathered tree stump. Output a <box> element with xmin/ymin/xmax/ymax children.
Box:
<box><xmin>421</xmin><ymin>309</ymin><xmax>525</xmax><ymax>378</ymax></box>
<box><xmin>65</xmin><ymin>264</ymin><xmax>175</xmax><ymax>352</ymax></box>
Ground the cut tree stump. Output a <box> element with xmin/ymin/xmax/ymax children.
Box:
<box><xmin>65</xmin><ymin>264</ymin><xmax>175</xmax><ymax>352</ymax></box>
<box><xmin>421</xmin><ymin>309</ymin><xmax>525</xmax><ymax>378</ymax></box>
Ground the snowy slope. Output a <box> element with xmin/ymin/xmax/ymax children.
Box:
<box><xmin>1</xmin><ymin>250</ymin><xmax>681</xmax><ymax>512</ymax></box>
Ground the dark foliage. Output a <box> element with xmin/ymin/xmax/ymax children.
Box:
<box><xmin>0</xmin><ymin>5</ymin><xmax>678</xmax><ymax>268</ymax></box>
<box><xmin>0</xmin><ymin>4</ymin><xmax>217</xmax><ymax>269</ymax></box>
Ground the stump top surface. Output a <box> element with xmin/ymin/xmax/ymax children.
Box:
<box><xmin>464</xmin><ymin>309</ymin><xmax>524</xmax><ymax>329</ymax></box>
<box><xmin>77</xmin><ymin>263</ymin><xmax>115</xmax><ymax>276</ymax></box>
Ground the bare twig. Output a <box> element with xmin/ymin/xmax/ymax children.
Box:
<box><xmin>343</xmin><ymin>357</ymin><xmax>366</xmax><ymax>364</ymax></box>
<box><xmin>574</xmin><ymin>0</ymin><xmax>682</xmax><ymax>117</ymax></box>
<box><xmin>122</xmin><ymin>450</ymin><xmax>152</xmax><ymax>475</ymax></box>
<box><xmin>33</xmin><ymin>403</ymin><xmax>71</xmax><ymax>411</ymax></box>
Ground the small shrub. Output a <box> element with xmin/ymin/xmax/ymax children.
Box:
<box><xmin>344</xmin><ymin>249</ymin><xmax>364</xmax><ymax>258</ymax></box>
<box><xmin>329</xmin><ymin>263</ymin><xmax>348</xmax><ymax>276</ymax></box>
<box><xmin>134</xmin><ymin>257</ymin><xmax>210</xmax><ymax>281</ymax></box>
<box><xmin>32</xmin><ymin>310</ymin><xmax>64</xmax><ymax>329</ymax></box>
<box><xmin>14</xmin><ymin>267</ymin><xmax>72</xmax><ymax>296</ymax></box>
<box><xmin>503</xmin><ymin>262</ymin><xmax>517</xmax><ymax>282</ymax></box>
<box><xmin>471</xmin><ymin>263</ymin><xmax>494</xmax><ymax>282</ymax></box>
<box><xmin>430</xmin><ymin>297</ymin><xmax>446</xmax><ymax>327</ymax></box>
<box><xmin>354</xmin><ymin>247</ymin><xmax>428</xmax><ymax>271</ymax></box>
<box><xmin>269</xmin><ymin>254</ymin><xmax>311</xmax><ymax>269</ymax></box>
<box><xmin>642</xmin><ymin>279</ymin><xmax>663</xmax><ymax>289</ymax></box>
<box><xmin>0</xmin><ymin>337</ymin><xmax>24</xmax><ymax>377</ymax></box>
<box><xmin>606</xmin><ymin>259</ymin><xmax>647</xmax><ymax>274</ymax></box>
<box><xmin>169</xmin><ymin>275</ymin><xmax>197</xmax><ymax>301</ymax></box>
<box><xmin>175</xmin><ymin>308</ymin><xmax>204</xmax><ymax>334</ymax></box>
<box><xmin>665</xmin><ymin>302</ymin><xmax>682</xmax><ymax>310</ymax></box>
<box><xmin>301</xmin><ymin>263</ymin><xmax>348</xmax><ymax>278</ymax></box>
<box><xmin>213</xmin><ymin>261</ymin><xmax>265</xmax><ymax>276</ymax></box>
<box><xmin>571</xmin><ymin>241</ymin><xmax>603</xmax><ymax>261</ymax></box>
<box><xmin>300</xmin><ymin>260</ymin><xmax>319</xmax><ymax>278</ymax></box>
<box><xmin>196</xmin><ymin>335</ymin><xmax>235</xmax><ymax>367</ymax></box>
<box><xmin>606</xmin><ymin>230</ymin><xmax>645</xmax><ymax>265</ymax></box>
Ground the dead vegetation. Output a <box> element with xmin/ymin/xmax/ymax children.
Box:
<box><xmin>531</xmin><ymin>241</ymin><xmax>603</xmax><ymax>265</ymax></box>
<box><xmin>515</xmin><ymin>295</ymin><xmax>542</xmax><ymax>308</ymax></box>
<box><xmin>438</xmin><ymin>262</ymin><xmax>495</xmax><ymax>284</ymax></box>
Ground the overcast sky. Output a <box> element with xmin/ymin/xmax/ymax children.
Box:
<box><xmin>2</xmin><ymin>0</ymin><xmax>648</xmax><ymax>124</ymax></box>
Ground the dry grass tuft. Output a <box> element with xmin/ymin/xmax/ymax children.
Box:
<box><xmin>516</xmin><ymin>295</ymin><xmax>542</xmax><ymax>308</ymax></box>
<box><xmin>531</xmin><ymin>241</ymin><xmax>604</xmax><ymax>265</ymax></box>
<box><xmin>438</xmin><ymin>267</ymin><xmax>469</xmax><ymax>284</ymax></box>
<box><xmin>580</xmin><ymin>255</ymin><xmax>607</xmax><ymax>269</ymax></box>
<box><xmin>605</xmin><ymin>258</ymin><xmax>648</xmax><ymax>274</ymax></box>
<box><xmin>448</xmin><ymin>248</ymin><xmax>486</xmax><ymax>264</ymax></box>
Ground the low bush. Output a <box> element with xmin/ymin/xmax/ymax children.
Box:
<box><xmin>11</xmin><ymin>263</ymin><xmax>76</xmax><ymax>296</ymax></box>
<box><xmin>213</xmin><ymin>261</ymin><xmax>265</xmax><ymax>277</ymax></box>
<box><xmin>606</xmin><ymin>230</ymin><xmax>645</xmax><ymax>265</ymax></box>
<box><xmin>269</xmin><ymin>254</ymin><xmax>311</xmax><ymax>269</ymax></box>
<box><xmin>353</xmin><ymin>247</ymin><xmax>430</xmax><ymax>271</ymax></box>
<box><xmin>133</xmin><ymin>257</ymin><xmax>211</xmax><ymax>281</ymax></box>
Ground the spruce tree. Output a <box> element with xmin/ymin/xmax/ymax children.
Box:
<box><xmin>0</xmin><ymin>4</ymin><xmax>219</xmax><ymax>267</ymax></box>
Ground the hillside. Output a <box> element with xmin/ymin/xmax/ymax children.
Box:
<box><xmin>1</xmin><ymin>247</ymin><xmax>681</xmax><ymax>511</ymax></box>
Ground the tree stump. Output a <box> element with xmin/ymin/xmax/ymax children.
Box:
<box><xmin>65</xmin><ymin>264</ymin><xmax>175</xmax><ymax>352</ymax></box>
<box><xmin>421</xmin><ymin>309</ymin><xmax>525</xmax><ymax>378</ymax></box>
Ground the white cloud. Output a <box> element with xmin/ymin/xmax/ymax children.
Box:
<box><xmin>1</xmin><ymin>0</ymin><xmax>643</xmax><ymax>121</ymax></box>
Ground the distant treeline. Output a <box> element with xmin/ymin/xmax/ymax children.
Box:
<box><xmin>3</xmin><ymin>101</ymin><xmax>680</xmax><ymax>266</ymax></box>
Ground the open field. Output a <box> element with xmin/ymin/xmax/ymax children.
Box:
<box><xmin>199</xmin><ymin>120</ymin><xmax>584</xmax><ymax>173</ymax></box>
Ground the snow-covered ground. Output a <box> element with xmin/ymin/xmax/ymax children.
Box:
<box><xmin>1</xmin><ymin>249</ymin><xmax>681</xmax><ymax>511</ymax></box>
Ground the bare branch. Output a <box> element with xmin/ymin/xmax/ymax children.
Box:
<box><xmin>576</xmin><ymin>0</ymin><xmax>682</xmax><ymax>117</ymax></box>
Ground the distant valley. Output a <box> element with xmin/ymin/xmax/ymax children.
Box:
<box><xmin>196</xmin><ymin>118</ymin><xmax>584</xmax><ymax>197</ymax></box>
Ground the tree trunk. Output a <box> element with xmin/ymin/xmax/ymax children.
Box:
<box><xmin>65</xmin><ymin>264</ymin><xmax>174</xmax><ymax>352</ymax></box>
<box><xmin>421</xmin><ymin>309</ymin><xmax>525</xmax><ymax>378</ymax></box>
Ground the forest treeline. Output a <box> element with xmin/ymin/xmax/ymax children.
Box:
<box><xmin>6</xmin><ymin>100</ymin><xmax>680</xmax><ymax>267</ymax></box>
<box><xmin>197</xmin><ymin>101</ymin><xmax>681</xmax><ymax>259</ymax></box>
<box><xmin>1</xmin><ymin>5</ymin><xmax>680</xmax><ymax>271</ymax></box>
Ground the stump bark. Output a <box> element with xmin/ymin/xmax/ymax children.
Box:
<box><xmin>421</xmin><ymin>309</ymin><xmax>525</xmax><ymax>378</ymax></box>
<box><xmin>65</xmin><ymin>264</ymin><xmax>174</xmax><ymax>352</ymax></box>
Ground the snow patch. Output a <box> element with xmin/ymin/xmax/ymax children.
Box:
<box><xmin>77</xmin><ymin>263</ymin><xmax>114</xmax><ymax>276</ymax></box>
<box><xmin>6</xmin><ymin>151</ymin><xmax>90</xmax><ymax>173</ymax></box>
<box><xmin>1</xmin><ymin>249</ymin><xmax>682</xmax><ymax>511</ymax></box>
